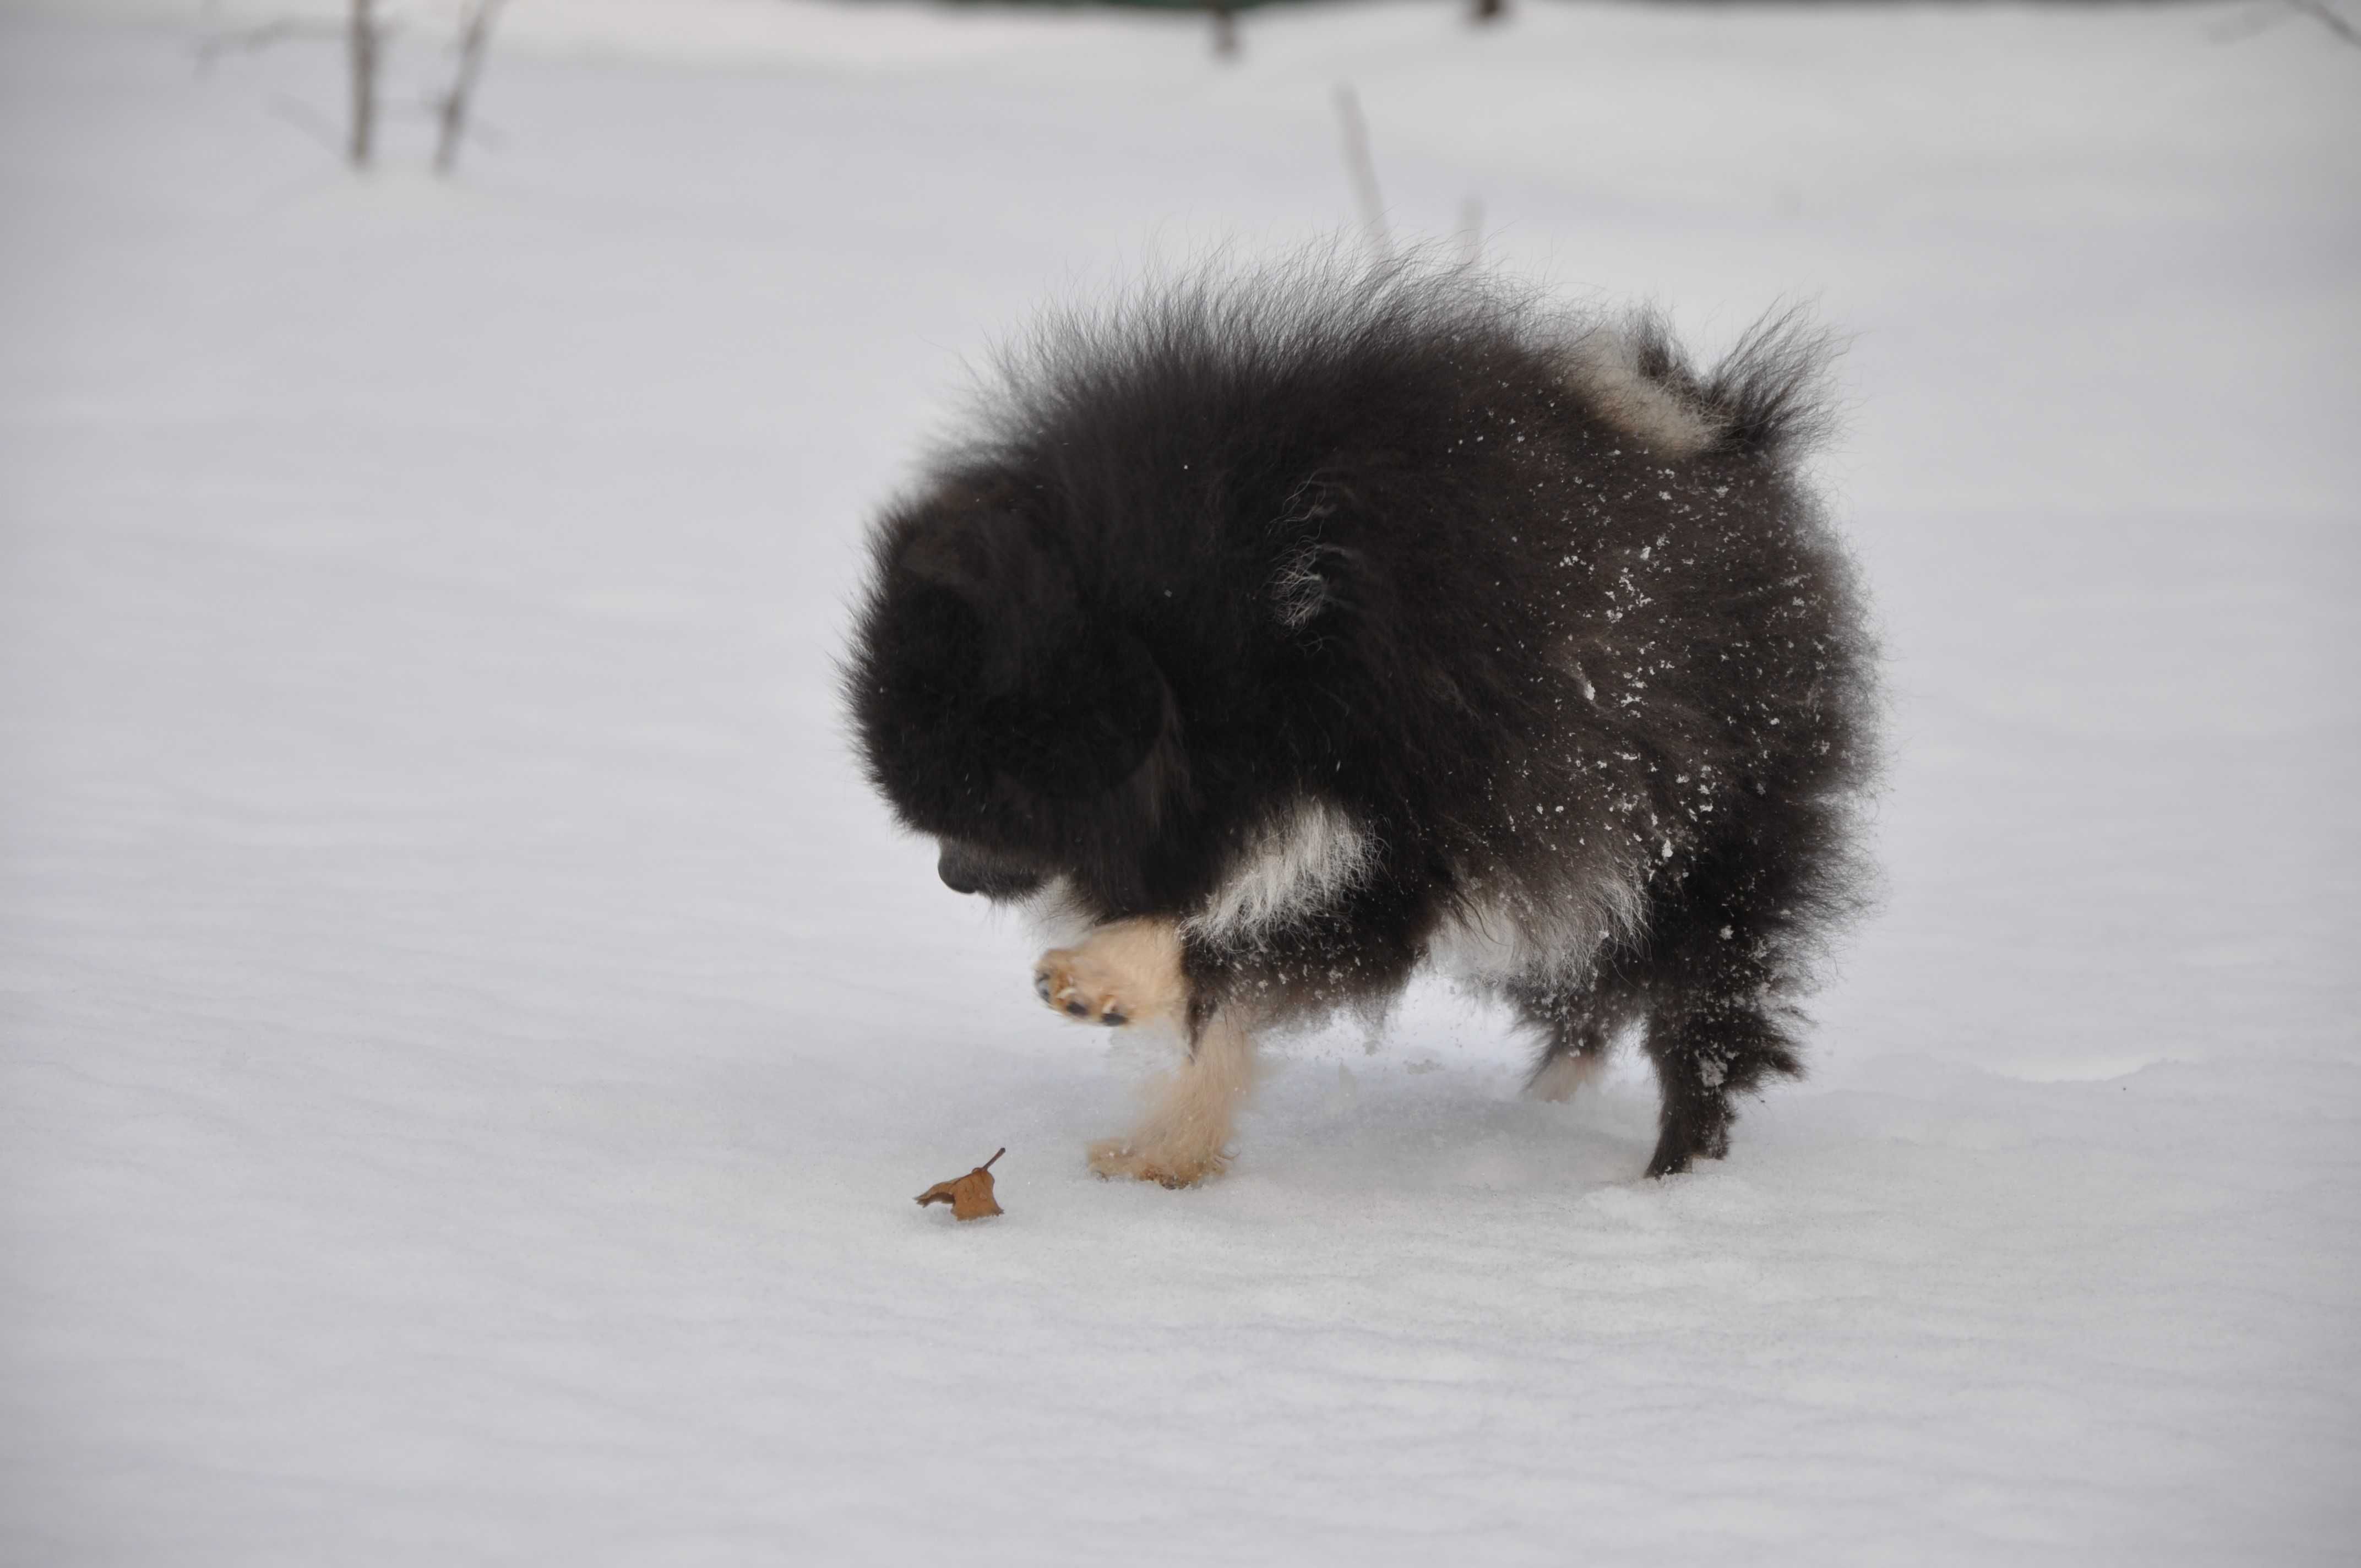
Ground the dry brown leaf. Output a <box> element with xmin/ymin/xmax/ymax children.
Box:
<box><xmin>915</xmin><ymin>1147</ymin><xmax>1005</xmax><ymax>1221</ymax></box>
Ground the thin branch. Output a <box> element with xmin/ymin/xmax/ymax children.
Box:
<box><xmin>1208</xmin><ymin>0</ymin><xmax>1237</xmax><ymax>60</ymax></box>
<box><xmin>348</xmin><ymin>0</ymin><xmax>379</xmax><ymax>169</ymax></box>
<box><xmin>2288</xmin><ymin>0</ymin><xmax>2361</xmax><ymax>46</ymax></box>
<box><xmin>2213</xmin><ymin>0</ymin><xmax>2361</xmax><ymax>46</ymax></box>
<box><xmin>1334</xmin><ymin>85</ymin><xmax>1390</xmax><ymax>266</ymax></box>
<box><xmin>192</xmin><ymin>3</ymin><xmax>390</xmax><ymax>174</ymax></box>
<box><xmin>434</xmin><ymin>0</ymin><xmax>509</xmax><ymax>175</ymax></box>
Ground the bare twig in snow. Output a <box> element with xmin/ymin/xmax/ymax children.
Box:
<box><xmin>2211</xmin><ymin>0</ymin><xmax>2361</xmax><ymax>47</ymax></box>
<box><xmin>1209</xmin><ymin>0</ymin><xmax>1238</xmax><ymax>59</ymax></box>
<box><xmin>434</xmin><ymin>0</ymin><xmax>509</xmax><ymax>175</ymax></box>
<box><xmin>192</xmin><ymin>1</ymin><xmax>387</xmax><ymax>171</ymax></box>
<box><xmin>347</xmin><ymin>0</ymin><xmax>380</xmax><ymax>168</ymax></box>
<box><xmin>1334</xmin><ymin>85</ymin><xmax>1389</xmax><ymax>265</ymax></box>
<box><xmin>2288</xmin><ymin>0</ymin><xmax>2361</xmax><ymax>45</ymax></box>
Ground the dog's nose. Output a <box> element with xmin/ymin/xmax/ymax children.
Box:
<box><xmin>938</xmin><ymin>845</ymin><xmax>986</xmax><ymax>895</ymax></box>
<box><xmin>937</xmin><ymin>841</ymin><xmax>1045</xmax><ymax>900</ymax></box>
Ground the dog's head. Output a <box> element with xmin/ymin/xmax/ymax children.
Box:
<box><xmin>846</xmin><ymin>477</ymin><xmax>1186</xmax><ymax>906</ymax></box>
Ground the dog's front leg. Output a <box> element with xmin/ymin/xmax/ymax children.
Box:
<box><xmin>1034</xmin><ymin>919</ymin><xmax>1255</xmax><ymax>1187</ymax></box>
<box><xmin>1084</xmin><ymin>1010</ymin><xmax>1256</xmax><ymax>1188</ymax></box>
<box><xmin>1033</xmin><ymin>917</ymin><xmax>1189</xmax><ymax>1027</ymax></box>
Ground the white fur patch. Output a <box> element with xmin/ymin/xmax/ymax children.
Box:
<box><xmin>1020</xmin><ymin>875</ymin><xmax>1097</xmax><ymax>948</ymax></box>
<box><xmin>1185</xmin><ymin>798</ymin><xmax>1378</xmax><ymax>946</ymax></box>
<box><xmin>1526</xmin><ymin>1049</ymin><xmax>1609</xmax><ymax>1103</ymax></box>
<box><xmin>1560</xmin><ymin>326</ymin><xmax>1723</xmax><ymax>459</ymax></box>
<box><xmin>1427</xmin><ymin>868</ymin><xmax>1646</xmax><ymax>987</ymax></box>
<box><xmin>1270</xmin><ymin>546</ymin><xmax>1330</xmax><ymax>629</ymax></box>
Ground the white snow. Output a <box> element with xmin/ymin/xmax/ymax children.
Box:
<box><xmin>2</xmin><ymin>2</ymin><xmax>2357</xmax><ymax>1562</ymax></box>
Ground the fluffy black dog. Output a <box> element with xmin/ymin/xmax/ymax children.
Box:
<box><xmin>847</xmin><ymin>256</ymin><xmax>1877</xmax><ymax>1185</ymax></box>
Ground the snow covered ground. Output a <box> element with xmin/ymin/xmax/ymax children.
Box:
<box><xmin>2</xmin><ymin>1</ymin><xmax>2355</xmax><ymax>1561</ymax></box>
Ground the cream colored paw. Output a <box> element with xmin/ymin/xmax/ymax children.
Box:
<box><xmin>1033</xmin><ymin>918</ymin><xmax>1185</xmax><ymax>1027</ymax></box>
<box><xmin>1034</xmin><ymin>949</ymin><xmax>1138</xmax><ymax>1026</ymax></box>
<box><xmin>1086</xmin><ymin>1135</ymin><xmax>1227</xmax><ymax>1189</ymax></box>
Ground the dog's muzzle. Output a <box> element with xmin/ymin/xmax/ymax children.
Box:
<box><xmin>937</xmin><ymin>841</ymin><xmax>1046</xmax><ymax>900</ymax></box>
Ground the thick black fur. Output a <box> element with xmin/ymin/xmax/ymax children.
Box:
<box><xmin>846</xmin><ymin>254</ymin><xmax>1879</xmax><ymax>1178</ymax></box>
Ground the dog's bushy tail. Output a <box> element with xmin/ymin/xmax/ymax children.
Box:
<box><xmin>1625</xmin><ymin>304</ymin><xmax>1842</xmax><ymax>463</ymax></box>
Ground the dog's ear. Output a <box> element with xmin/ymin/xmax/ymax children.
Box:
<box><xmin>1267</xmin><ymin>478</ymin><xmax>1361</xmax><ymax>634</ymax></box>
<box><xmin>1271</xmin><ymin>541</ymin><xmax>1358</xmax><ymax>630</ymax></box>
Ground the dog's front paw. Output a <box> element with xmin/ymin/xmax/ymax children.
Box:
<box><xmin>1087</xmin><ymin>1136</ymin><xmax>1226</xmax><ymax>1188</ymax></box>
<box><xmin>1034</xmin><ymin>948</ymin><xmax>1137</xmax><ymax>1026</ymax></box>
<box><xmin>1031</xmin><ymin>919</ymin><xmax>1186</xmax><ymax>1029</ymax></box>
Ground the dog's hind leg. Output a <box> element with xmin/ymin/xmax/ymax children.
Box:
<box><xmin>1087</xmin><ymin>1009</ymin><xmax>1258</xmax><ymax>1188</ymax></box>
<box><xmin>1510</xmin><ymin>971</ymin><xmax>1639</xmax><ymax>1103</ymax></box>
<box><xmin>1628</xmin><ymin>845</ymin><xmax>1814</xmax><ymax>1177</ymax></box>
<box><xmin>1637</xmin><ymin>987</ymin><xmax>1800</xmax><ymax>1178</ymax></box>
